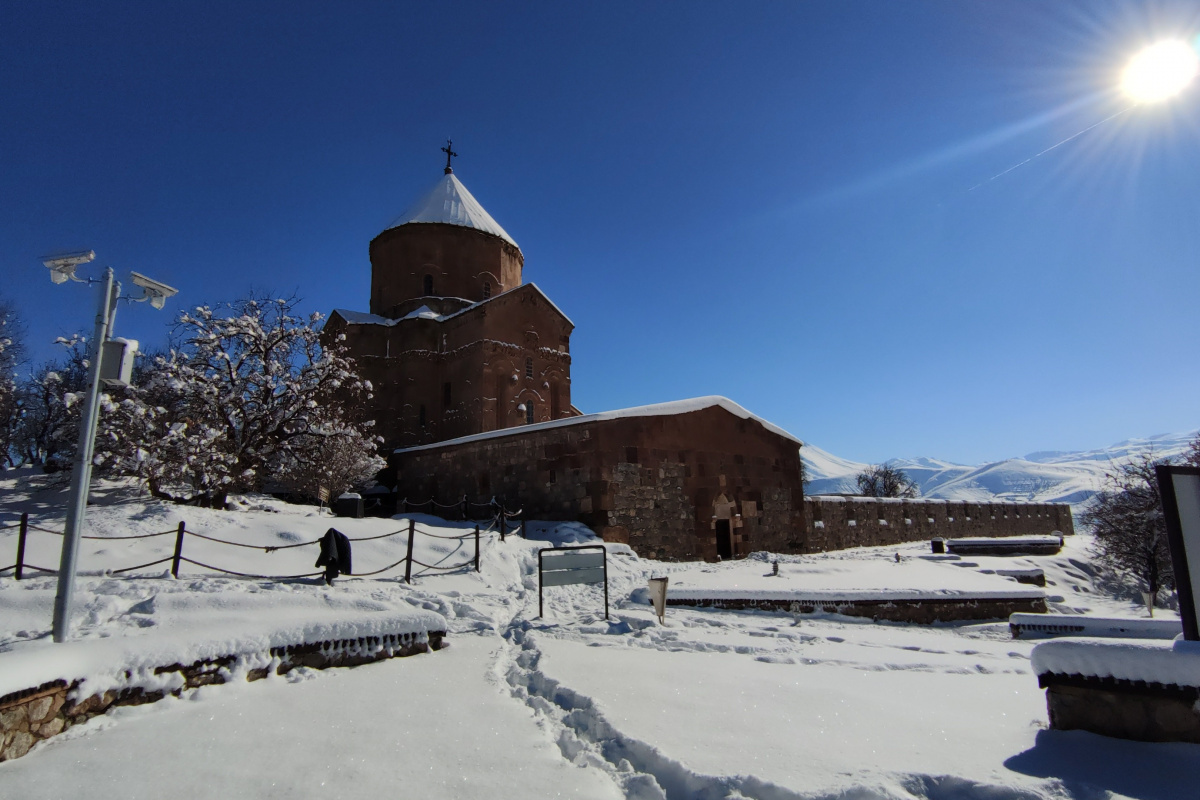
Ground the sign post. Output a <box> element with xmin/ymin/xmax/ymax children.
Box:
<box><xmin>1156</xmin><ymin>465</ymin><xmax>1200</xmax><ymax>640</ymax></box>
<box><xmin>648</xmin><ymin>576</ymin><xmax>668</xmax><ymax>624</ymax></box>
<box><xmin>538</xmin><ymin>545</ymin><xmax>608</xmax><ymax>619</ymax></box>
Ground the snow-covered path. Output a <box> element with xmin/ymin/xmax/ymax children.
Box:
<box><xmin>0</xmin><ymin>634</ymin><xmax>622</xmax><ymax>800</ymax></box>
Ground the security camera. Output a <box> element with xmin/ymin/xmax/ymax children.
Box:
<box><xmin>41</xmin><ymin>250</ymin><xmax>95</xmax><ymax>284</ymax></box>
<box><xmin>129</xmin><ymin>271</ymin><xmax>179</xmax><ymax>310</ymax></box>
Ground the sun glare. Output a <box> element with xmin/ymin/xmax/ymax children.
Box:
<box><xmin>1121</xmin><ymin>39</ymin><xmax>1200</xmax><ymax>103</ymax></box>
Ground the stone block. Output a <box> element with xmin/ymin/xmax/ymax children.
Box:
<box><xmin>0</xmin><ymin>704</ymin><xmax>28</xmax><ymax>730</ymax></box>
<box><xmin>4</xmin><ymin>731</ymin><xmax>34</xmax><ymax>760</ymax></box>
<box><xmin>27</xmin><ymin>696</ymin><xmax>53</xmax><ymax>724</ymax></box>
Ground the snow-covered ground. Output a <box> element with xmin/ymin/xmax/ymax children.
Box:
<box><xmin>1</xmin><ymin>471</ymin><xmax>1195</xmax><ymax>799</ymax></box>
<box><xmin>804</xmin><ymin>429</ymin><xmax>1199</xmax><ymax>506</ymax></box>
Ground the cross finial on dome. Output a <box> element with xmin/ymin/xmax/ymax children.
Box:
<box><xmin>441</xmin><ymin>139</ymin><xmax>458</xmax><ymax>174</ymax></box>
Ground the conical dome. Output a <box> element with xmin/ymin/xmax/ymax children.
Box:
<box><xmin>385</xmin><ymin>173</ymin><xmax>519</xmax><ymax>250</ymax></box>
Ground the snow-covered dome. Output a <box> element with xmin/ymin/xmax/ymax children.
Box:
<box><xmin>385</xmin><ymin>173</ymin><xmax>518</xmax><ymax>250</ymax></box>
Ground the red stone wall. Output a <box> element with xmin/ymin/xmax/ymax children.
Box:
<box><xmin>369</xmin><ymin>224</ymin><xmax>523</xmax><ymax>316</ymax></box>
<box><xmin>393</xmin><ymin>405</ymin><xmax>807</xmax><ymax>561</ymax></box>
<box><xmin>803</xmin><ymin>497</ymin><xmax>1075</xmax><ymax>552</ymax></box>
<box><xmin>328</xmin><ymin>284</ymin><xmax>574</xmax><ymax>449</ymax></box>
<box><xmin>392</xmin><ymin>408</ymin><xmax>1074</xmax><ymax>561</ymax></box>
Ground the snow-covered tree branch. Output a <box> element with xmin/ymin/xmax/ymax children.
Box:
<box><xmin>99</xmin><ymin>296</ymin><xmax>383</xmax><ymax>507</ymax></box>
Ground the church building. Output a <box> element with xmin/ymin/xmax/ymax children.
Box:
<box><xmin>324</xmin><ymin>148</ymin><xmax>578</xmax><ymax>449</ymax></box>
<box><xmin>324</xmin><ymin>146</ymin><xmax>809</xmax><ymax>560</ymax></box>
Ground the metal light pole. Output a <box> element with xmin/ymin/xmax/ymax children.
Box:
<box><xmin>41</xmin><ymin>250</ymin><xmax>177</xmax><ymax>642</ymax></box>
<box><xmin>51</xmin><ymin>267</ymin><xmax>118</xmax><ymax>642</ymax></box>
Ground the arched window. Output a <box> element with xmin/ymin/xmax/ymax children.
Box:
<box><xmin>525</xmin><ymin>357</ymin><xmax>533</xmax><ymax>378</ymax></box>
<box><xmin>525</xmin><ymin>401</ymin><xmax>535</xmax><ymax>425</ymax></box>
<box><xmin>482</xmin><ymin>281</ymin><xmax>491</xmax><ymax>299</ymax></box>
<box><xmin>423</xmin><ymin>274</ymin><xmax>434</xmax><ymax>295</ymax></box>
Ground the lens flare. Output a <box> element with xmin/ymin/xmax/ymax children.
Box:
<box><xmin>1121</xmin><ymin>40</ymin><xmax>1200</xmax><ymax>103</ymax></box>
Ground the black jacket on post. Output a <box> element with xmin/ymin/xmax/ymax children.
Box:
<box><xmin>315</xmin><ymin>528</ymin><xmax>353</xmax><ymax>585</ymax></box>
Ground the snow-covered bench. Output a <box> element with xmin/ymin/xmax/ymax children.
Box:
<box><xmin>1011</xmin><ymin>613</ymin><xmax>1180</xmax><ymax>640</ymax></box>
<box><xmin>1032</xmin><ymin>638</ymin><xmax>1200</xmax><ymax>743</ymax></box>
<box><xmin>935</xmin><ymin>536</ymin><xmax>1063</xmax><ymax>557</ymax></box>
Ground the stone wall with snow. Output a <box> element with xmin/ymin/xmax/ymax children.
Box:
<box><xmin>803</xmin><ymin>496</ymin><xmax>1074</xmax><ymax>553</ymax></box>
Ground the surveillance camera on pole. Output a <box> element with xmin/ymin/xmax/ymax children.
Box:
<box><xmin>41</xmin><ymin>250</ymin><xmax>95</xmax><ymax>284</ymax></box>
<box><xmin>129</xmin><ymin>271</ymin><xmax>178</xmax><ymax>310</ymax></box>
<box><xmin>44</xmin><ymin>251</ymin><xmax>178</xmax><ymax>643</ymax></box>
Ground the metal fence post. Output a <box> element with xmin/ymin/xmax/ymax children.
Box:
<box><xmin>404</xmin><ymin>519</ymin><xmax>415</xmax><ymax>583</ymax></box>
<box><xmin>15</xmin><ymin>513</ymin><xmax>28</xmax><ymax>580</ymax></box>
<box><xmin>499</xmin><ymin>507</ymin><xmax>506</xmax><ymax>542</ymax></box>
<box><xmin>170</xmin><ymin>522</ymin><xmax>186</xmax><ymax>578</ymax></box>
<box><xmin>474</xmin><ymin>525</ymin><xmax>480</xmax><ymax>572</ymax></box>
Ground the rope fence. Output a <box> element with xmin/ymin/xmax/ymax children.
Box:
<box><xmin>0</xmin><ymin>504</ymin><xmax>524</xmax><ymax>584</ymax></box>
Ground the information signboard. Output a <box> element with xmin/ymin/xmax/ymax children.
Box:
<box><xmin>1156</xmin><ymin>465</ymin><xmax>1200</xmax><ymax>641</ymax></box>
<box><xmin>538</xmin><ymin>545</ymin><xmax>608</xmax><ymax>619</ymax></box>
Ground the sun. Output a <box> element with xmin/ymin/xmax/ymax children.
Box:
<box><xmin>1121</xmin><ymin>39</ymin><xmax>1200</xmax><ymax>103</ymax></box>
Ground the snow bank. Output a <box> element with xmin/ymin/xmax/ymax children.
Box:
<box><xmin>1031</xmin><ymin>638</ymin><xmax>1200</xmax><ymax>686</ymax></box>
<box><xmin>0</xmin><ymin>607</ymin><xmax>446</xmax><ymax>701</ymax></box>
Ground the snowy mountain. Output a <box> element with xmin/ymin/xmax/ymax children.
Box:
<box><xmin>803</xmin><ymin>429</ymin><xmax>1198</xmax><ymax>506</ymax></box>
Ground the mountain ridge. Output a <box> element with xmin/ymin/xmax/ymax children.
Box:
<box><xmin>803</xmin><ymin>429</ymin><xmax>1198</xmax><ymax>507</ymax></box>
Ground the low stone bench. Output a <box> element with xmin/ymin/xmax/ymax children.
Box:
<box><xmin>1032</xmin><ymin>638</ymin><xmax>1200</xmax><ymax>743</ymax></box>
<box><xmin>1011</xmin><ymin>613</ymin><xmax>1180</xmax><ymax>640</ymax></box>
<box><xmin>934</xmin><ymin>536</ymin><xmax>1063</xmax><ymax>557</ymax></box>
<box><xmin>668</xmin><ymin>593</ymin><xmax>1046</xmax><ymax>624</ymax></box>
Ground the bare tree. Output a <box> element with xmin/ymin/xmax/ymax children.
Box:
<box><xmin>1186</xmin><ymin>433</ymin><xmax>1200</xmax><ymax>468</ymax></box>
<box><xmin>0</xmin><ymin>299</ymin><xmax>23</xmax><ymax>467</ymax></box>
<box><xmin>11</xmin><ymin>335</ymin><xmax>90</xmax><ymax>470</ymax></box>
<box><xmin>1081</xmin><ymin>454</ymin><xmax>1175</xmax><ymax>606</ymax></box>
<box><xmin>855</xmin><ymin>463</ymin><xmax>919</xmax><ymax>498</ymax></box>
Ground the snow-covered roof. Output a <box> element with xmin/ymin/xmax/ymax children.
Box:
<box><xmin>330</xmin><ymin>282</ymin><xmax>574</xmax><ymax>330</ymax></box>
<box><xmin>401</xmin><ymin>305</ymin><xmax>444</xmax><ymax>321</ymax></box>
<box><xmin>396</xmin><ymin>396</ymin><xmax>802</xmax><ymax>454</ymax></box>
<box><xmin>384</xmin><ymin>173</ymin><xmax>519</xmax><ymax>249</ymax></box>
<box><xmin>331</xmin><ymin>309</ymin><xmax>398</xmax><ymax>326</ymax></box>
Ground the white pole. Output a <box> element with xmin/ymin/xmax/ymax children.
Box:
<box><xmin>52</xmin><ymin>268</ymin><xmax>117</xmax><ymax>643</ymax></box>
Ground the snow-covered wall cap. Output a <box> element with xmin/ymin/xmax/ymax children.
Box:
<box><xmin>396</xmin><ymin>396</ymin><xmax>801</xmax><ymax>454</ymax></box>
<box><xmin>331</xmin><ymin>283</ymin><xmax>573</xmax><ymax>329</ymax></box>
<box><xmin>385</xmin><ymin>173</ymin><xmax>519</xmax><ymax>250</ymax></box>
<box><xmin>1031</xmin><ymin>638</ymin><xmax>1200</xmax><ymax>687</ymax></box>
<box><xmin>332</xmin><ymin>309</ymin><xmax>399</xmax><ymax>327</ymax></box>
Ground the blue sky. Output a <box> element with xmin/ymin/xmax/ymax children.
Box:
<box><xmin>3</xmin><ymin>1</ymin><xmax>1198</xmax><ymax>465</ymax></box>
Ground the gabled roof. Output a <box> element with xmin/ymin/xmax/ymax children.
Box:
<box><xmin>395</xmin><ymin>396</ymin><xmax>802</xmax><ymax>454</ymax></box>
<box><xmin>330</xmin><ymin>282</ymin><xmax>573</xmax><ymax>330</ymax></box>
<box><xmin>384</xmin><ymin>173</ymin><xmax>519</xmax><ymax>250</ymax></box>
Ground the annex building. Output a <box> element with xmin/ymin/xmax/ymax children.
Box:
<box><xmin>328</xmin><ymin>151</ymin><xmax>1071</xmax><ymax>560</ymax></box>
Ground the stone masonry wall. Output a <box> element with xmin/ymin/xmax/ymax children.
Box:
<box><xmin>393</xmin><ymin>405</ymin><xmax>806</xmax><ymax>562</ymax></box>
<box><xmin>394</xmin><ymin>410</ymin><xmax>1071</xmax><ymax>562</ymax></box>
<box><xmin>0</xmin><ymin>630</ymin><xmax>445</xmax><ymax>762</ymax></box>
<box><xmin>804</xmin><ymin>496</ymin><xmax>1075</xmax><ymax>553</ymax></box>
